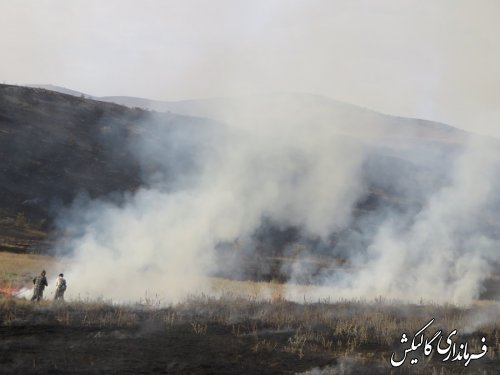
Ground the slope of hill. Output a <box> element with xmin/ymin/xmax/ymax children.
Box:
<box><xmin>0</xmin><ymin>84</ymin><xmax>216</xmax><ymax>252</ymax></box>
<box><xmin>28</xmin><ymin>84</ymin><xmax>468</xmax><ymax>145</ymax></box>
<box><xmin>26</xmin><ymin>84</ymin><xmax>94</xmax><ymax>98</ymax></box>
<box><xmin>0</xmin><ymin>85</ymin><xmax>470</xmax><ymax>252</ymax></box>
<box><xmin>3</xmin><ymin>84</ymin><xmax>498</xmax><ymax>292</ymax></box>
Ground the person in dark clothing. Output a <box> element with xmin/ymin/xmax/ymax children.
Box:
<box><xmin>31</xmin><ymin>270</ymin><xmax>48</xmax><ymax>302</ymax></box>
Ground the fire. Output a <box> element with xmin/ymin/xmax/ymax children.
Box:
<box><xmin>0</xmin><ymin>285</ymin><xmax>21</xmax><ymax>297</ymax></box>
<box><xmin>271</xmin><ymin>285</ymin><xmax>284</xmax><ymax>302</ymax></box>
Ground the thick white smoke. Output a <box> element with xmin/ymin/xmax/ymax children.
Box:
<box><xmin>285</xmin><ymin>135</ymin><xmax>500</xmax><ymax>304</ymax></box>
<box><xmin>355</xmin><ymin>136</ymin><xmax>499</xmax><ymax>303</ymax></box>
<box><xmin>53</xmin><ymin>95</ymin><xmax>372</xmax><ymax>302</ymax></box>
<box><xmin>54</xmin><ymin>95</ymin><xmax>500</xmax><ymax>305</ymax></box>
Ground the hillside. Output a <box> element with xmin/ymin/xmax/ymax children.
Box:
<box><xmin>2</xmin><ymin>84</ymin><xmax>499</xmax><ymax>294</ymax></box>
<box><xmin>0</xmin><ymin>84</ymin><xmax>215</xmax><ymax>252</ymax></box>
<box><xmin>0</xmin><ymin>85</ymin><xmax>476</xmax><ymax>253</ymax></box>
<box><xmin>29</xmin><ymin>84</ymin><xmax>468</xmax><ymax>145</ymax></box>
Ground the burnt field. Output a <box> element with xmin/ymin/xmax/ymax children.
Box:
<box><xmin>1</xmin><ymin>253</ymin><xmax>500</xmax><ymax>374</ymax></box>
<box><xmin>0</xmin><ymin>295</ymin><xmax>499</xmax><ymax>374</ymax></box>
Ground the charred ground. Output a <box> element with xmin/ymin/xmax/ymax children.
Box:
<box><xmin>1</xmin><ymin>296</ymin><xmax>499</xmax><ymax>374</ymax></box>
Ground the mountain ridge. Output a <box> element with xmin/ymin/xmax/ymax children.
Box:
<box><xmin>28</xmin><ymin>84</ymin><xmax>466</xmax><ymax>141</ymax></box>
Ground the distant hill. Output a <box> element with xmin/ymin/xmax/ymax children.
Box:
<box><xmin>28</xmin><ymin>84</ymin><xmax>467</xmax><ymax>145</ymax></box>
<box><xmin>26</xmin><ymin>84</ymin><xmax>94</xmax><ymax>98</ymax></box>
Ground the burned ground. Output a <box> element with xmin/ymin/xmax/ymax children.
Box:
<box><xmin>0</xmin><ymin>323</ymin><xmax>334</xmax><ymax>374</ymax></box>
<box><xmin>0</xmin><ymin>297</ymin><xmax>499</xmax><ymax>374</ymax></box>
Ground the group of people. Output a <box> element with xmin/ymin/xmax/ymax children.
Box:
<box><xmin>31</xmin><ymin>270</ymin><xmax>67</xmax><ymax>302</ymax></box>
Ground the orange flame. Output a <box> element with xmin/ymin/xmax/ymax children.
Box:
<box><xmin>271</xmin><ymin>286</ymin><xmax>284</xmax><ymax>302</ymax></box>
<box><xmin>0</xmin><ymin>285</ymin><xmax>21</xmax><ymax>296</ymax></box>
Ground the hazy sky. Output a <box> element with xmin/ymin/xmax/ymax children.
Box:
<box><xmin>0</xmin><ymin>0</ymin><xmax>498</xmax><ymax>136</ymax></box>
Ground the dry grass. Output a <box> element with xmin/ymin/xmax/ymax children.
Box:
<box><xmin>0</xmin><ymin>251</ymin><xmax>60</xmax><ymax>287</ymax></box>
<box><xmin>0</xmin><ymin>295</ymin><xmax>500</xmax><ymax>363</ymax></box>
<box><xmin>1</xmin><ymin>252</ymin><xmax>499</xmax><ymax>372</ymax></box>
<box><xmin>1</xmin><ymin>290</ymin><xmax>499</xmax><ymax>372</ymax></box>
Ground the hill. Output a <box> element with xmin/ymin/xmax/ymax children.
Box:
<box><xmin>0</xmin><ymin>84</ymin><xmax>476</xmax><ymax>254</ymax></box>
<box><xmin>29</xmin><ymin>84</ymin><xmax>468</xmax><ymax>145</ymax></box>
<box><xmin>2</xmin><ymin>84</ymin><xmax>499</xmax><ymax>293</ymax></box>
<box><xmin>0</xmin><ymin>84</ymin><xmax>216</xmax><ymax>252</ymax></box>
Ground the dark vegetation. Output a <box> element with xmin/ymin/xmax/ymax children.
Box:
<box><xmin>0</xmin><ymin>84</ymin><xmax>211</xmax><ymax>253</ymax></box>
<box><xmin>0</xmin><ymin>295</ymin><xmax>498</xmax><ymax>374</ymax></box>
<box><xmin>0</xmin><ymin>84</ymin><xmax>142</xmax><ymax>252</ymax></box>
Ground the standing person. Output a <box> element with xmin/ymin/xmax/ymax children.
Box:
<box><xmin>54</xmin><ymin>273</ymin><xmax>67</xmax><ymax>301</ymax></box>
<box><xmin>31</xmin><ymin>270</ymin><xmax>48</xmax><ymax>302</ymax></box>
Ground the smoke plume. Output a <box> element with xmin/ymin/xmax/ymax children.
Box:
<box><xmin>53</xmin><ymin>94</ymin><xmax>500</xmax><ymax>304</ymax></box>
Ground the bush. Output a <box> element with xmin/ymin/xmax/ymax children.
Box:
<box><xmin>15</xmin><ymin>212</ymin><xmax>27</xmax><ymax>228</ymax></box>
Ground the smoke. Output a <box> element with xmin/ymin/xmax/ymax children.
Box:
<box><xmin>2</xmin><ymin>1</ymin><xmax>499</xmax><ymax>137</ymax></box>
<box><xmin>53</xmin><ymin>94</ymin><xmax>500</xmax><ymax>305</ymax></box>
<box><xmin>356</xmin><ymin>136</ymin><xmax>499</xmax><ymax>303</ymax></box>
<box><xmin>52</xmin><ymin>95</ymin><xmax>368</xmax><ymax>302</ymax></box>
<box><xmin>297</xmin><ymin>357</ymin><xmax>387</xmax><ymax>375</ymax></box>
<box><xmin>285</xmin><ymin>134</ymin><xmax>500</xmax><ymax>304</ymax></box>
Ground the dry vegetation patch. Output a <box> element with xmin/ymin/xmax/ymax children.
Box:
<box><xmin>1</xmin><ymin>253</ymin><xmax>499</xmax><ymax>373</ymax></box>
<box><xmin>0</xmin><ymin>251</ymin><xmax>59</xmax><ymax>290</ymax></box>
<box><xmin>1</xmin><ymin>293</ymin><xmax>498</xmax><ymax>374</ymax></box>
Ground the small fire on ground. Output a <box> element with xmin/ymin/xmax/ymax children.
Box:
<box><xmin>0</xmin><ymin>285</ymin><xmax>22</xmax><ymax>297</ymax></box>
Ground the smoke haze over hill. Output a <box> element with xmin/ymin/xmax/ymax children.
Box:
<box><xmin>2</xmin><ymin>1</ymin><xmax>499</xmax><ymax>137</ymax></box>
<box><xmin>1</xmin><ymin>0</ymin><xmax>499</xmax><ymax>306</ymax></box>
<box><xmin>41</xmin><ymin>92</ymin><xmax>500</xmax><ymax>304</ymax></box>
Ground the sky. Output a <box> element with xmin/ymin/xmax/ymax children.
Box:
<box><xmin>0</xmin><ymin>0</ymin><xmax>498</xmax><ymax>136</ymax></box>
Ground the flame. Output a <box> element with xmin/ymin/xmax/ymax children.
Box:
<box><xmin>0</xmin><ymin>285</ymin><xmax>21</xmax><ymax>297</ymax></box>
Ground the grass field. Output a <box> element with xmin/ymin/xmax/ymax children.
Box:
<box><xmin>1</xmin><ymin>252</ymin><xmax>499</xmax><ymax>374</ymax></box>
<box><xmin>0</xmin><ymin>251</ymin><xmax>60</xmax><ymax>291</ymax></box>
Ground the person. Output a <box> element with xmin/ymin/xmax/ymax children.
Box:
<box><xmin>54</xmin><ymin>273</ymin><xmax>67</xmax><ymax>301</ymax></box>
<box><xmin>31</xmin><ymin>270</ymin><xmax>48</xmax><ymax>302</ymax></box>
